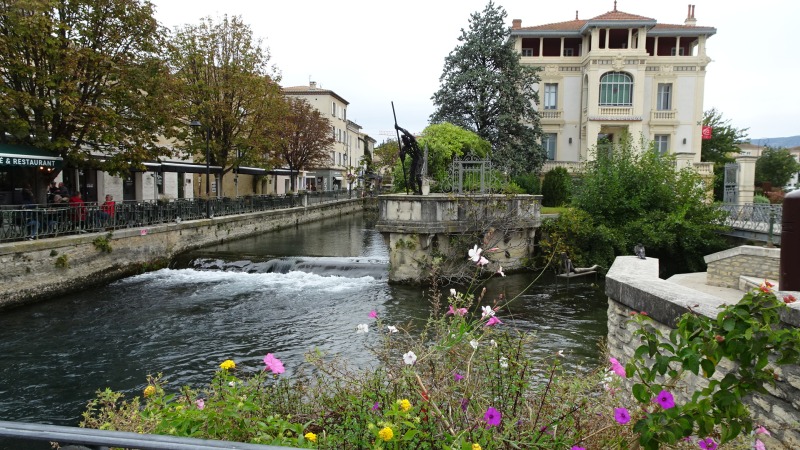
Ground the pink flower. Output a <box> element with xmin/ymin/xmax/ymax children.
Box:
<box><xmin>784</xmin><ymin>295</ymin><xmax>797</xmax><ymax>304</ymax></box>
<box><xmin>195</xmin><ymin>398</ymin><xmax>205</xmax><ymax>410</ymax></box>
<box><xmin>609</xmin><ymin>357</ymin><xmax>626</xmax><ymax>378</ymax></box>
<box><xmin>653</xmin><ymin>390</ymin><xmax>675</xmax><ymax>409</ymax></box>
<box><xmin>446</xmin><ymin>305</ymin><xmax>467</xmax><ymax>316</ymax></box>
<box><xmin>755</xmin><ymin>425</ymin><xmax>770</xmax><ymax>436</ymax></box>
<box><xmin>754</xmin><ymin>440</ymin><xmax>765</xmax><ymax>450</ymax></box>
<box><xmin>453</xmin><ymin>372</ymin><xmax>464</xmax><ymax>381</ymax></box>
<box><xmin>263</xmin><ymin>353</ymin><xmax>285</xmax><ymax>374</ymax></box>
<box><xmin>477</xmin><ymin>256</ymin><xmax>489</xmax><ymax>266</ymax></box>
<box><xmin>698</xmin><ymin>437</ymin><xmax>717</xmax><ymax>450</ymax></box>
<box><xmin>759</xmin><ymin>280</ymin><xmax>774</xmax><ymax>293</ymax></box>
<box><xmin>614</xmin><ymin>407</ymin><xmax>630</xmax><ymax>424</ymax></box>
<box><xmin>369</xmin><ymin>310</ymin><xmax>378</xmax><ymax>319</ymax></box>
<box><xmin>484</xmin><ymin>407</ymin><xmax>501</xmax><ymax>426</ymax></box>
<box><xmin>571</xmin><ymin>447</ymin><xmax>586</xmax><ymax>450</ymax></box>
<box><xmin>485</xmin><ymin>316</ymin><xmax>502</xmax><ymax>327</ymax></box>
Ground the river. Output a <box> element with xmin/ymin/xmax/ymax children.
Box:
<box><xmin>0</xmin><ymin>212</ymin><xmax>608</xmax><ymax>448</ymax></box>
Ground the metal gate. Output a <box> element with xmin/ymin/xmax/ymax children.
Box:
<box><xmin>723</xmin><ymin>162</ymin><xmax>739</xmax><ymax>204</ymax></box>
<box><xmin>444</xmin><ymin>156</ymin><xmax>497</xmax><ymax>194</ymax></box>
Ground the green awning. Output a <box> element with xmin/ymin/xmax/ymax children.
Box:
<box><xmin>0</xmin><ymin>144</ymin><xmax>63</xmax><ymax>170</ymax></box>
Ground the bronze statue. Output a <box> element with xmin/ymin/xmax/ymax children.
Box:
<box><xmin>395</xmin><ymin>124</ymin><xmax>423</xmax><ymax>195</ymax></box>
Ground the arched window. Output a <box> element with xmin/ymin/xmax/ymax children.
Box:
<box><xmin>599</xmin><ymin>72</ymin><xmax>633</xmax><ymax>106</ymax></box>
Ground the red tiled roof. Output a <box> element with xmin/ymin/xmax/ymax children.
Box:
<box><xmin>588</xmin><ymin>9</ymin><xmax>655</xmax><ymax>21</ymax></box>
<box><xmin>519</xmin><ymin>19</ymin><xmax>586</xmax><ymax>32</ymax></box>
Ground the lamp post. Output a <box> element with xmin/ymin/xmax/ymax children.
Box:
<box><xmin>189</xmin><ymin>120</ymin><xmax>211</xmax><ymax>218</ymax></box>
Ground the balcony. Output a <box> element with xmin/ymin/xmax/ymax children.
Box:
<box><xmin>542</xmin><ymin>160</ymin><xmax>584</xmax><ymax>174</ymax></box>
<box><xmin>650</xmin><ymin>110</ymin><xmax>678</xmax><ymax>124</ymax></box>
<box><xmin>540</xmin><ymin>109</ymin><xmax>563</xmax><ymax>122</ymax></box>
<box><xmin>588</xmin><ymin>106</ymin><xmax>641</xmax><ymax>122</ymax></box>
<box><xmin>694</xmin><ymin>162</ymin><xmax>713</xmax><ymax>176</ymax></box>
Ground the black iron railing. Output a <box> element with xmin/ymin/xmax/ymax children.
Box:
<box><xmin>0</xmin><ymin>190</ymin><xmax>366</xmax><ymax>243</ymax></box>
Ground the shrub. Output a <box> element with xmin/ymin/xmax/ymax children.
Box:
<box><xmin>540</xmin><ymin>167</ymin><xmax>571</xmax><ymax>207</ymax></box>
<box><xmin>511</xmin><ymin>173</ymin><xmax>540</xmax><ymax>195</ymax></box>
<box><xmin>752</xmin><ymin>194</ymin><xmax>770</xmax><ymax>204</ymax></box>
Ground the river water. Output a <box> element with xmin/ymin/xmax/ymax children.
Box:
<box><xmin>0</xmin><ymin>212</ymin><xmax>608</xmax><ymax>446</ymax></box>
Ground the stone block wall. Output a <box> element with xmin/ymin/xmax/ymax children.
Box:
<box><xmin>606</xmin><ymin>256</ymin><xmax>800</xmax><ymax>448</ymax></box>
<box><xmin>0</xmin><ymin>198</ymin><xmax>364</xmax><ymax>309</ymax></box>
<box><xmin>705</xmin><ymin>245</ymin><xmax>780</xmax><ymax>288</ymax></box>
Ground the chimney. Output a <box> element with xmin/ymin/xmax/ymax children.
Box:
<box><xmin>512</xmin><ymin>19</ymin><xmax>521</xmax><ymax>29</ymax></box>
<box><xmin>309</xmin><ymin>81</ymin><xmax>317</xmax><ymax>89</ymax></box>
<box><xmin>684</xmin><ymin>4</ymin><xmax>697</xmax><ymax>26</ymax></box>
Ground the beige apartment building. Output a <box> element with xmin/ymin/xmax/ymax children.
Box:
<box><xmin>511</xmin><ymin>4</ymin><xmax>715</xmax><ymax>174</ymax></box>
<box><xmin>283</xmin><ymin>82</ymin><xmax>375</xmax><ymax>193</ymax></box>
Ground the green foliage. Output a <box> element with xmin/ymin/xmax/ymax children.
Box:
<box><xmin>0</xmin><ymin>0</ymin><xmax>176</xmax><ymax>172</ymax></box>
<box><xmin>512</xmin><ymin>173</ymin><xmax>540</xmax><ymax>195</ymax></box>
<box><xmin>752</xmin><ymin>194</ymin><xmax>770</xmax><ymax>204</ymax></box>
<box><xmin>538</xmin><ymin>208</ymin><xmax>617</xmax><ymax>270</ymax></box>
<box><xmin>567</xmin><ymin>139</ymin><xmax>728</xmax><ymax>275</ymax></box>
<box><xmin>54</xmin><ymin>254</ymin><xmax>69</xmax><ymax>269</ymax></box>
<box><xmin>417</xmin><ymin>123</ymin><xmax>491</xmax><ymax>189</ymax></box>
<box><xmin>540</xmin><ymin>167</ymin><xmax>572</xmax><ymax>207</ymax></box>
<box><xmin>701</xmin><ymin>109</ymin><xmax>749</xmax><ymax>201</ymax></box>
<box><xmin>430</xmin><ymin>1</ymin><xmax>544</xmax><ymax>176</ymax></box>
<box><xmin>755</xmin><ymin>147</ymin><xmax>800</xmax><ymax>187</ymax></box>
<box><xmin>624</xmin><ymin>288</ymin><xmax>800</xmax><ymax>449</ymax></box>
<box><xmin>92</xmin><ymin>233</ymin><xmax>113</xmax><ymax>253</ymax></box>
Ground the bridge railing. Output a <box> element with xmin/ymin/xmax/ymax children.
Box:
<box><xmin>719</xmin><ymin>203</ymin><xmax>782</xmax><ymax>234</ymax></box>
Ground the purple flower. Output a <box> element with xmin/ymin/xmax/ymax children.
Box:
<box><xmin>614</xmin><ymin>407</ymin><xmax>630</xmax><ymax>424</ymax></box>
<box><xmin>654</xmin><ymin>390</ymin><xmax>675</xmax><ymax>409</ymax></box>
<box><xmin>447</xmin><ymin>305</ymin><xmax>467</xmax><ymax>316</ymax></box>
<box><xmin>372</xmin><ymin>402</ymin><xmax>380</xmax><ymax>411</ymax></box>
<box><xmin>571</xmin><ymin>447</ymin><xmax>586</xmax><ymax>450</ymax></box>
<box><xmin>484</xmin><ymin>407</ymin><xmax>501</xmax><ymax>426</ymax></box>
<box><xmin>755</xmin><ymin>426</ymin><xmax>770</xmax><ymax>436</ymax></box>
<box><xmin>698</xmin><ymin>437</ymin><xmax>717</xmax><ymax>450</ymax></box>
<box><xmin>485</xmin><ymin>316</ymin><xmax>502</xmax><ymax>327</ymax></box>
<box><xmin>754</xmin><ymin>440</ymin><xmax>765</xmax><ymax>450</ymax></box>
<box><xmin>195</xmin><ymin>398</ymin><xmax>205</xmax><ymax>410</ymax></box>
<box><xmin>453</xmin><ymin>372</ymin><xmax>464</xmax><ymax>381</ymax></box>
<box><xmin>460</xmin><ymin>398</ymin><xmax>469</xmax><ymax>411</ymax></box>
<box><xmin>369</xmin><ymin>310</ymin><xmax>378</xmax><ymax>319</ymax></box>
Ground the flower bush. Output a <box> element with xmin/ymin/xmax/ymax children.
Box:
<box><xmin>81</xmin><ymin>250</ymin><xmax>799</xmax><ymax>449</ymax></box>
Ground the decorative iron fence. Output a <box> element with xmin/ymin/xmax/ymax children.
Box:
<box><xmin>442</xmin><ymin>156</ymin><xmax>500</xmax><ymax>194</ymax></box>
<box><xmin>719</xmin><ymin>203</ymin><xmax>782</xmax><ymax>234</ymax></box>
<box><xmin>0</xmin><ymin>190</ymin><xmax>363</xmax><ymax>244</ymax></box>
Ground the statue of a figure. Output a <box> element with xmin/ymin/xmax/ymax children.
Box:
<box><xmin>395</xmin><ymin>124</ymin><xmax>423</xmax><ymax>195</ymax></box>
<box><xmin>560</xmin><ymin>252</ymin><xmax>601</xmax><ymax>275</ymax></box>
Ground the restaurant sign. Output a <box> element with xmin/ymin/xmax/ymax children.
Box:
<box><xmin>0</xmin><ymin>144</ymin><xmax>63</xmax><ymax>169</ymax></box>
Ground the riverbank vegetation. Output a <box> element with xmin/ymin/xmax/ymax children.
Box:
<box><xmin>81</xmin><ymin>271</ymin><xmax>797</xmax><ymax>449</ymax></box>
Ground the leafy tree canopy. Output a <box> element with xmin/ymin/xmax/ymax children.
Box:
<box><xmin>373</xmin><ymin>139</ymin><xmax>400</xmax><ymax>181</ymax></box>
<box><xmin>430</xmin><ymin>1</ymin><xmax>544</xmax><ymax>176</ymax></box>
<box><xmin>558</xmin><ymin>140</ymin><xmax>728</xmax><ymax>275</ymax></box>
<box><xmin>701</xmin><ymin>108</ymin><xmax>749</xmax><ymax>165</ymax></box>
<box><xmin>273</xmin><ymin>97</ymin><xmax>334</xmax><ymax>192</ymax></box>
<box><xmin>755</xmin><ymin>147</ymin><xmax>800</xmax><ymax>187</ymax></box>
<box><xmin>417</xmin><ymin>123</ymin><xmax>490</xmax><ymax>185</ymax></box>
<box><xmin>169</xmin><ymin>15</ymin><xmax>286</xmax><ymax>196</ymax></box>
<box><xmin>0</xmin><ymin>0</ymin><xmax>176</xmax><ymax>173</ymax></box>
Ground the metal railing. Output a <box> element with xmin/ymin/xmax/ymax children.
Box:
<box><xmin>0</xmin><ymin>419</ymin><xmax>297</xmax><ymax>450</ymax></box>
<box><xmin>0</xmin><ymin>190</ymin><xmax>365</xmax><ymax>243</ymax></box>
<box><xmin>719</xmin><ymin>203</ymin><xmax>782</xmax><ymax>239</ymax></box>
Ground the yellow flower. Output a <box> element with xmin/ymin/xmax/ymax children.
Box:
<box><xmin>220</xmin><ymin>359</ymin><xmax>236</xmax><ymax>370</ymax></box>
<box><xmin>304</xmin><ymin>432</ymin><xmax>317</xmax><ymax>443</ymax></box>
<box><xmin>472</xmin><ymin>444</ymin><xmax>482</xmax><ymax>450</ymax></box>
<box><xmin>143</xmin><ymin>385</ymin><xmax>156</xmax><ymax>397</ymax></box>
<box><xmin>378</xmin><ymin>426</ymin><xmax>394</xmax><ymax>442</ymax></box>
<box><xmin>398</xmin><ymin>398</ymin><xmax>411</xmax><ymax>412</ymax></box>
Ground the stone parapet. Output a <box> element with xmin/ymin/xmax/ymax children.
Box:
<box><xmin>704</xmin><ymin>245</ymin><xmax>780</xmax><ymax>288</ymax></box>
<box><xmin>606</xmin><ymin>256</ymin><xmax>800</xmax><ymax>448</ymax></box>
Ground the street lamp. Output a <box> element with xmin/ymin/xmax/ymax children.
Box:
<box><xmin>189</xmin><ymin>120</ymin><xmax>211</xmax><ymax>218</ymax></box>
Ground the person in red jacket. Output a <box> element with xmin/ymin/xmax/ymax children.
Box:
<box><xmin>68</xmin><ymin>192</ymin><xmax>87</xmax><ymax>232</ymax></box>
<box><xmin>97</xmin><ymin>194</ymin><xmax>116</xmax><ymax>227</ymax></box>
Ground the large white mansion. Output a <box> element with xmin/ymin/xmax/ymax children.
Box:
<box><xmin>511</xmin><ymin>3</ymin><xmax>715</xmax><ymax>173</ymax></box>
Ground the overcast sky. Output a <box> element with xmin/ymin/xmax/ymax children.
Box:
<box><xmin>150</xmin><ymin>0</ymin><xmax>799</xmax><ymax>142</ymax></box>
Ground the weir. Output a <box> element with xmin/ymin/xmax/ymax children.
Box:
<box><xmin>375</xmin><ymin>193</ymin><xmax>541</xmax><ymax>282</ymax></box>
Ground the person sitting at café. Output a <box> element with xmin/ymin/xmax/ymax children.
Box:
<box><xmin>68</xmin><ymin>191</ymin><xmax>87</xmax><ymax>232</ymax></box>
<box><xmin>95</xmin><ymin>194</ymin><xmax>116</xmax><ymax>227</ymax></box>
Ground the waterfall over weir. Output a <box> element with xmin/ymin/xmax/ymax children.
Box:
<box><xmin>179</xmin><ymin>255</ymin><xmax>389</xmax><ymax>280</ymax></box>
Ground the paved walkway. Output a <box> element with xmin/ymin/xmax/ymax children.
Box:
<box><xmin>666</xmin><ymin>272</ymin><xmax>751</xmax><ymax>304</ymax></box>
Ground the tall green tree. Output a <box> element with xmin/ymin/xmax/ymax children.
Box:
<box><xmin>755</xmin><ymin>147</ymin><xmax>800</xmax><ymax>188</ymax></box>
<box><xmin>168</xmin><ymin>15</ymin><xmax>285</xmax><ymax>197</ymax></box>
<box><xmin>0</xmin><ymin>0</ymin><xmax>176</xmax><ymax>171</ymax></box>
<box><xmin>430</xmin><ymin>1</ymin><xmax>543</xmax><ymax>176</ymax></box>
<box><xmin>701</xmin><ymin>108</ymin><xmax>749</xmax><ymax>200</ymax></box>
<box><xmin>273</xmin><ymin>97</ymin><xmax>334</xmax><ymax>192</ymax></box>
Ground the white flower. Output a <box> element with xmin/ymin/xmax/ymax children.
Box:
<box><xmin>469</xmin><ymin>339</ymin><xmax>479</xmax><ymax>349</ymax></box>
<box><xmin>556</xmin><ymin>350</ymin><xmax>564</xmax><ymax>357</ymax></box>
<box><xmin>387</xmin><ymin>325</ymin><xmax>398</xmax><ymax>333</ymax></box>
<box><xmin>481</xmin><ymin>305</ymin><xmax>495</xmax><ymax>318</ymax></box>
<box><xmin>356</xmin><ymin>323</ymin><xmax>369</xmax><ymax>333</ymax></box>
<box><xmin>403</xmin><ymin>351</ymin><xmax>417</xmax><ymax>365</ymax></box>
<box><xmin>489</xmin><ymin>339</ymin><xmax>498</xmax><ymax>347</ymax></box>
<box><xmin>496</xmin><ymin>265</ymin><xmax>505</xmax><ymax>277</ymax></box>
<box><xmin>450</xmin><ymin>288</ymin><xmax>457</xmax><ymax>297</ymax></box>
<box><xmin>499</xmin><ymin>356</ymin><xmax>508</xmax><ymax>368</ymax></box>
<box><xmin>228</xmin><ymin>381</ymin><xmax>236</xmax><ymax>387</ymax></box>
<box><xmin>478</xmin><ymin>256</ymin><xmax>489</xmax><ymax>266</ymax></box>
<box><xmin>468</xmin><ymin>245</ymin><xmax>483</xmax><ymax>262</ymax></box>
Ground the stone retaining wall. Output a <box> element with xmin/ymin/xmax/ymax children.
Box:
<box><xmin>705</xmin><ymin>245</ymin><xmax>780</xmax><ymax>288</ymax></box>
<box><xmin>606</xmin><ymin>256</ymin><xmax>800</xmax><ymax>448</ymax></box>
<box><xmin>0</xmin><ymin>199</ymin><xmax>365</xmax><ymax>309</ymax></box>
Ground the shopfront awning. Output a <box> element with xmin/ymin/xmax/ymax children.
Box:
<box><xmin>0</xmin><ymin>144</ymin><xmax>63</xmax><ymax>170</ymax></box>
<box><xmin>159</xmin><ymin>161</ymin><xmax>223</xmax><ymax>174</ymax></box>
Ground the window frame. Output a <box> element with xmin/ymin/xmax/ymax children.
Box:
<box><xmin>543</xmin><ymin>133</ymin><xmax>557</xmax><ymax>160</ymax></box>
<box><xmin>656</xmin><ymin>83</ymin><xmax>672</xmax><ymax>111</ymax></box>
<box><xmin>599</xmin><ymin>72</ymin><xmax>633</xmax><ymax>106</ymax></box>
<box><xmin>654</xmin><ymin>134</ymin><xmax>670</xmax><ymax>155</ymax></box>
<box><xmin>543</xmin><ymin>83</ymin><xmax>558</xmax><ymax>110</ymax></box>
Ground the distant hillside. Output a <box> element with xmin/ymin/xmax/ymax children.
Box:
<box><xmin>749</xmin><ymin>135</ymin><xmax>800</xmax><ymax>148</ymax></box>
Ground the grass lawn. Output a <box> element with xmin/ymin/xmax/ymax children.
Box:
<box><xmin>541</xmin><ymin>206</ymin><xmax>569</xmax><ymax>215</ymax></box>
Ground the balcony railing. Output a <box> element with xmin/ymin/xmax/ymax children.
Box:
<box><xmin>694</xmin><ymin>162</ymin><xmax>714</xmax><ymax>176</ymax></box>
<box><xmin>598</xmin><ymin>106</ymin><xmax>633</xmax><ymax>116</ymax></box>
<box><xmin>651</xmin><ymin>110</ymin><xmax>677</xmax><ymax>121</ymax></box>
<box><xmin>540</xmin><ymin>110</ymin><xmax>563</xmax><ymax>120</ymax></box>
<box><xmin>541</xmin><ymin>160</ymin><xmax>584</xmax><ymax>174</ymax></box>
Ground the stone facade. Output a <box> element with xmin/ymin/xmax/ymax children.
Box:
<box><xmin>606</xmin><ymin>256</ymin><xmax>800</xmax><ymax>448</ymax></box>
<box><xmin>705</xmin><ymin>245</ymin><xmax>780</xmax><ymax>288</ymax></box>
<box><xmin>0</xmin><ymin>198</ymin><xmax>365</xmax><ymax>309</ymax></box>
